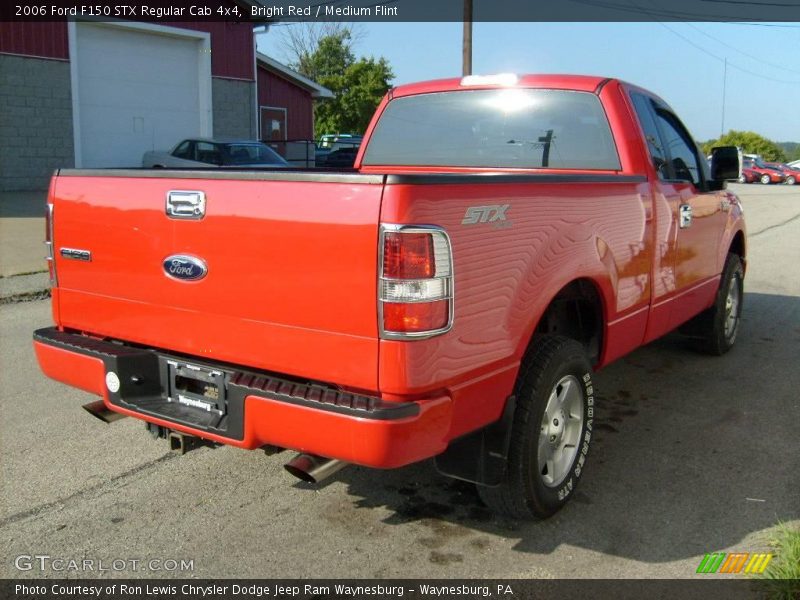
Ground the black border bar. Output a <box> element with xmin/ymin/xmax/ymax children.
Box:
<box><xmin>4</xmin><ymin>578</ymin><xmax>771</xmax><ymax>600</ymax></box>
<box><xmin>5</xmin><ymin>0</ymin><xmax>800</xmax><ymax>22</ymax></box>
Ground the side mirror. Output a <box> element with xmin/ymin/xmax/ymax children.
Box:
<box><xmin>710</xmin><ymin>146</ymin><xmax>741</xmax><ymax>181</ymax></box>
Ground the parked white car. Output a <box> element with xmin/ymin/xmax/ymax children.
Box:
<box><xmin>143</xmin><ymin>139</ymin><xmax>289</xmax><ymax>168</ymax></box>
<box><xmin>788</xmin><ymin>159</ymin><xmax>800</xmax><ymax>169</ymax></box>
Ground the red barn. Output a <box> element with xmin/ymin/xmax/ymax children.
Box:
<box><xmin>256</xmin><ymin>53</ymin><xmax>333</xmax><ymax>142</ymax></box>
<box><xmin>0</xmin><ymin>8</ymin><xmax>330</xmax><ymax>191</ymax></box>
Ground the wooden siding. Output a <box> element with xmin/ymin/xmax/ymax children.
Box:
<box><xmin>0</xmin><ymin>4</ymin><xmax>253</xmax><ymax>80</ymax></box>
<box><xmin>178</xmin><ymin>18</ymin><xmax>254</xmax><ymax>81</ymax></box>
<box><xmin>0</xmin><ymin>22</ymin><xmax>69</xmax><ymax>60</ymax></box>
<box><xmin>257</xmin><ymin>65</ymin><xmax>314</xmax><ymax>140</ymax></box>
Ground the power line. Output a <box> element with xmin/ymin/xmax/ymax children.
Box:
<box><xmin>567</xmin><ymin>0</ymin><xmax>761</xmax><ymax>21</ymax></box>
<box><xmin>721</xmin><ymin>22</ymin><xmax>800</xmax><ymax>27</ymax></box>
<box><xmin>568</xmin><ymin>0</ymin><xmax>800</xmax><ymax>24</ymax></box>
<box><xmin>684</xmin><ymin>22</ymin><xmax>800</xmax><ymax>77</ymax></box>
<box><xmin>700</xmin><ymin>0</ymin><xmax>800</xmax><ymax>7</ymax></box>
<box><xmin>657</xmin><ymin>22</ymin><xmax>800</xmax><ymax>85</ymax></box>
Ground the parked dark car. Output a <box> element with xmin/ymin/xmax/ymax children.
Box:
<box><xmin>315</xmin><ymin>134</ymin><xmax>362</xmax><ymax>167</ymax></box>
<box><xmin>317</xmin><ymin>147</ymin><xmax>359</xmax><ymax>168</ymax></box>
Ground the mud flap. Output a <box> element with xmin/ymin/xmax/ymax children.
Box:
<box><xmin>434</xmin><ymin>395</ymin><xmax>516</xmax><ymax>487</ymax></box>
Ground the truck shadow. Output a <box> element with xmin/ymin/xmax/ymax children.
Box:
<box><xmin>334</xmin><ymin>291</ymin><xmax>800</xmax><ymax>563</ymax></box>
<box><xmin>0</xmin><ymin>191</ymin><xmax>47</xmax><ymax>218</ymax></box>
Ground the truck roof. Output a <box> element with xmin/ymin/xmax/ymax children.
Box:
<box><xmin>391</xmin><ymin>74</ymin><xmax>613</xmax><ymax>98</ymax></box>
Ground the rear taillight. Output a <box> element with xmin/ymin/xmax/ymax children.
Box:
<box><xmin>379</xmin><ymin>225</ymin><xmax>453</xmax><ymax>339</ymax></box>
<box><xmin>45</xmin><ymin>202</ymin><xmax>57</xmax><ymax>287</ymax></box>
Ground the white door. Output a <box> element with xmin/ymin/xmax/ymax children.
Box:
<box><xmin>72</xmin><ymin>22</ymin><xmax>211</xmax><ymax>168</ymax></box>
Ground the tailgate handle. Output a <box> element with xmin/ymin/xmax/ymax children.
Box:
<box><xmin>166</xmin><ymin>191</ymin><xmax>206</xmax><ymax>219</ymax></box>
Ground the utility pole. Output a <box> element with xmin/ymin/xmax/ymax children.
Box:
<box><xmin>463</xmin><ymin>0</ymin><xmax>472</xmax><ymax>76</ymax></box>
<box><xmin>721</xmin><ymin>57</ymin><xmax>727</xmax><ymax>137</ymax></box>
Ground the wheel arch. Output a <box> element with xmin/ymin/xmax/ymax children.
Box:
<box><xmin>722</xmin><ymin>228</ymin><xmax>747</xmax><ymax>276</ymax></box>
<box><xmin>435</xmin><ymin>277</ymin><xmax>608</xmax><ymax>488</ymax></box>
<box><xmin>729</xmin><ymin>229</ymin><xmax>746</xmax><ymax>260</ymax></box>
<box><xmin>525</xmin><ymin>277</ymin><xmax>607</xmax><ymax>366</ymax></box>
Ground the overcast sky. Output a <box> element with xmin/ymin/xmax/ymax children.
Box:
<box><xmin>257</xmin><ymin>22</ymin><xmax>800</xmax><ymax>143</ymax></box>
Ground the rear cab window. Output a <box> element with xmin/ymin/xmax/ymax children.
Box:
<box><xmin>362</xmin><ymin>88</ymin><xmax>621</xmax><ymax>170</ymax></box>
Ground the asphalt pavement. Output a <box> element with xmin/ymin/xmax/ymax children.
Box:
<box><xmin>0</xmin><ymin>191</ymin><xmax>46</xmax><ymax>278</ymax></box>
<box><xmin>0</xmin><ymin>184</ymin><xmax>798</xmax><ymax>579</ymax></box>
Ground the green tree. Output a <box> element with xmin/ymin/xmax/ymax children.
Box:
<box><xmin>702</xmin><ymin>130</ymin><xmax>787</xmax><ymax>162</ymax></box>
<box><xmin>778</xmin><ymin>142</ymin><xmax>800</xmax><ymax>162</ymax></box>
<box><xmin>292</xmin><ymin>31</ymin><xmax>393</xmax><ymax>137</ymax></box>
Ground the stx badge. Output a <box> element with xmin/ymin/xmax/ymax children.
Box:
<box><xmin>462</xmin><ymin>204</ymin><xmax>510</xmax><ymax>225</ymax></box>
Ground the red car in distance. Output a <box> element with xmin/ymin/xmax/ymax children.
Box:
<box><xmin>740</xmin><ymin>158</ymin><xmax>786</xmax><ymax>184</ymax></box>
<box><xmin>764</xmin><ymin>162</ymin><xmax>798</xmax><ymax>185</ymax></box>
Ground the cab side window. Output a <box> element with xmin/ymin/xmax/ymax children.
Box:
<box><xmin>629</xmin><ymin>93</ymin><xmax>669</xmax><ymax>180</ymax></box>
<box><xmin>654</xmin><ymin>111</ymin><xmax>702</xmax><ymax>187</ymax></box>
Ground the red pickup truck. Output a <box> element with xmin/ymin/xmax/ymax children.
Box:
<box><xmin>34</xmin><ymin>74</ymin><xmax>745</xmax><ymax>519</ymax></box>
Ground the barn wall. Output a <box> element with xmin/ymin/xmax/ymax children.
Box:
<box><xmin>0</xmin><ymin>17</ymin><xmax>255</xmax><ymax>81</ymax></box>
<box><xmin>0</xmin><ymin>13</ymin><xmax>256</xmax><ymax>190</ymax></box>
<box><xmin>0</xmin><ymin>22</ymin><xmax>69</xmax><ymax>60</ymax></box>
<box><xmin>177</xmin><ymin>18</ymin><xmax>254</xmax><ymax>81</ymax></box>
<box><xmin>0</xmin><ymin>16</ymin><xmax>254</xmax><ymax>79</ymax></box>
<box><xmin>257</xmin><ymin>66</ymin><xmax>314</xmax><ymax>140</ymax></box>
<box><xmin>212</xmin><ymin>78</ymin><xmax>257</xmax><ymax>139</ymax></box>
<box><xmin>0</xmin><ymin>54</ymin><xmax>74</xmax><ymax>191</ymax></box>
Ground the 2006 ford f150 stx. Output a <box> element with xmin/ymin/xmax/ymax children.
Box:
<box><xmin>34</xmin><ymin>74</ymin><xmax>745</xmax><ymax>519</ymax></box>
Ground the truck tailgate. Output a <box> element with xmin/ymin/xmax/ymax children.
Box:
<box><xmin>50</xmin><ymin>171</ymin><xmax>384</xmax><ymax>391</ymax></box>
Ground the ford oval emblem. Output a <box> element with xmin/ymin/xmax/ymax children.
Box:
<box><xmin>163</xmin><ymin>255</ymin><xmax>207</xmax><ymax>281</ymax></box>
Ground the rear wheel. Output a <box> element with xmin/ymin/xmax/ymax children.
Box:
<box><xmin>693</xmin><ymin>253</ymin><xmax>744</xmax><ymax>355</ymax></box>
<box><xmin>478</xmin><ymin>336</ymin><xmax>594</xmax><ymax>519</ymax></box>
<box><xmin>785</xmin><ymin>175</ymin><xmax>796</xmax><ymax>185</ymax></box>
<box><xmin>760</xmin><ymin>174</ymin><xmax>771</xmax><ymax>185</ymax></box>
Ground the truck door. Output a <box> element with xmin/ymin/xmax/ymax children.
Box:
<box><xmin>627</xmin><ymin>91</ymin><xmax>725</xmax><ymax>339</ymax></box>
<box><xmin>650</xmin><ymin>106</ymin><xmax>725</xmax><ymax>329</ymax></box>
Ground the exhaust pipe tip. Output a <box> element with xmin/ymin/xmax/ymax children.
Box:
<box><xmin>284</xmin><ymin>461</ymin><xmax>318</xmax><ymax>484</ymax></box>
<box><xmin>82</xmin><ymin>400</ymin><xmax>126</xmax><ymax>424</ymax></box>
<box><xmin>284</xmin><ymin>453</ymin><xmax>347</xmax><ymax>485</ymax></box>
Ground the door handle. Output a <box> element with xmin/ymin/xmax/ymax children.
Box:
<box><xmin>166</xmin><ymin>190</ymin><xmax>206</xmax><ymax>219</ymax></box>
<box><xmin>679</xmin><ymin>204</ymin><xmax>693</xmax><ymax>228</ymax></box>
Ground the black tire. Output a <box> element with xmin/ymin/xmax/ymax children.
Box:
<box><xmin>694</xmin><ymin>253</ymin><xmax>744</xmax><ymax>355</ymax></box>
<box><xmin>785</xmin><ymin>175</ymin><xmax>796</xmax><ymax>185</ymax></box>
<box><xmin>478</xmin><ymin>335</ymin><xmax>594</xmax><ymax>520</ymax></box>
<box><xmin>760</xmin><ymin>174</ymin><xmax>771</xmax><ymax>185</ymax></box>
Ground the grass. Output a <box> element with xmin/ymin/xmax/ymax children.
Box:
<box><xmin>754</xmin><ymin>522</ymin><xmax>800</xmax><ymax>600</ymax></box>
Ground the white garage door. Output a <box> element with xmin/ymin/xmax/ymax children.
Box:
<box><xmin>72</xmin><ymin>22</ymin><xmax>212</xmax><ymax>168</ymax></box>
